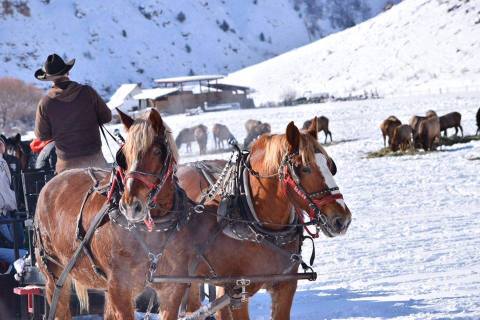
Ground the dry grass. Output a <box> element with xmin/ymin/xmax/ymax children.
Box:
<box><xmin>439</xmin><ymin>135</ymin><xmax>480</xmax><ymax>146</ymax></box>
<box><xmin>366</xmin><ymin>147</ymin><xmax>420</xmax><ymax>158</ymax></box>
<box><xmin>367</xmin><ymin>135</ymin><xmax>480</xmax><ymax>159</ymax></box>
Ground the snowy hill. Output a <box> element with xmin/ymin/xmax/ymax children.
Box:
<box><xmin>223</xmin><ymin>0</ymin><xmax>480</xmax><ymax>104</ymax></box>
<box><xmin>0</xmin><ymin>0</ymin><xmax>396</xmax><ymax>97</ymax></box>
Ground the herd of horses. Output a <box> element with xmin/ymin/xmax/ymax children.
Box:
<box><xmin>380</xmin><ymin>107</ymin><xmax>480</xmax><ymax>152</ymax></box>
<box><xmin>175</xmin><ymin>116</ymin><xmax>334</xmax><ymax>155</ymax></box>
<box><xmin>31</xmin><ymin>109</ymin><xmax>350</xmax><ymax>320</ymax></box>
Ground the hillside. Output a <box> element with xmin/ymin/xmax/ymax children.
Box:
<box><xmin>223</xmin><ymin>0</ymin><xmax>480</xmax><ymax>104</ymax></box>
<box><xmin>0</xmin><ymin>0</ymin><xmax>396</xmax><ymax>97</ymax></box>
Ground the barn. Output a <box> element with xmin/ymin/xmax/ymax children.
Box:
<box><xmin>134</xmin><ymin>75</ymin><xmax>254</xmax><ymax>114</ymax></box>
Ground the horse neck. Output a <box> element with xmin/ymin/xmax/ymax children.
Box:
<box><xmin>248</xmin><ymin>156</ymin><xmax>292</xmax><ymax>230</ymax></box>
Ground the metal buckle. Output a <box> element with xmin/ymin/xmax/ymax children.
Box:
<box><xmin>194</xmin><ymin>204</ymin><xmax>205</xmax><ymax>214</ymax></box>
<box><xmin>235</xmin><ymin>279</ymin><xmax>251</xmax><ymax>303</ymax></box>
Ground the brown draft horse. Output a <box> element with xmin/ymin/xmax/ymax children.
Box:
<box><xmin>34</xmin><ymin>109</ymin><xmax>197</xmax><ymax>319</ymax></box>
<box><xmin>4</xmin><ymin>133</ymin><xmax>31</xmax><ymax>170</ymax></box>
<box><xmin>174</xmin><ymin>119</ymin><xmax>352</xmax><ymax>319</ymax></box>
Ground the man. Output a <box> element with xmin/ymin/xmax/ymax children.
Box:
<box><xmin>34</xmin><ymin>53</ymin><xmax>112</xmax><ymax>173</ymax></box>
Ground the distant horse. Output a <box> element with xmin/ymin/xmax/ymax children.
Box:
<box><xmin>244</xmin><ymin>119</ymin><xmax>262</xmax><ymax>134</ymax></box>
<box><xmin>390</xmin><ymin>124</ymin><xmax>413</xmax><ymax>152</ymax></box>
<box><xmin>418</xmin><ymin>113</ymin><xmax>440</xmax><ymax>151</ymax></box>
<box><xmin>243</xmin><ymin>122</ymin><xmax>271</xmax><ymax>149</ymax></box>
<box><xmin>410</xmin><ymin>111</ymin><xmax>437</xmax><ymax>148</ymax></box>
<box><xmin>380</xmin><ymin>116</ymin><xmax>401</xmax><ymax>147</ymax></box>
<box><xmin>176</xmin><ymin>118</ymin><xmax>351</xmax><ymax>319</ymax></box>
<box><xmin>303</xmin><ymin>116</ymin><xmax>332</xmax><ymax>144</ymax></box>
<box><xmin>212</xmin><ymin>123</ymin><xmax>235</xmax><ymax>149</ymax></box>
<box><xmin>3</xmin><ymin>133</ymin><xmax>32</xmax><ymax>170</ymax></box>
<box><xmin>194</xmin><ymin>124</ymin><xmax>208</xmax><ymax>155</ymax></box>
<box><xmin>439</xmin><ymin>112</ymin><xmax>463</xmax><ymax>137</ymax></box>
<box><xmin>477</xmin><ymin>107</ymin><xmax>480</xmax><ymax>135</ymax></box>
<box><xmin>175</xmin><ymin>128</ymin><xmax>195</xmax><ymax>153</ymax></box>
<box><xmin>34</xmin><ymin>109</ymin><xmax>190</xmax><ymax>319</ymax></box>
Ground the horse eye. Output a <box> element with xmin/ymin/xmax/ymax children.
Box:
<box><xmin>153</xmin><ymin>147</ymin><xmax>162</xmax><ymax>155</ymax></box>
<box><xmin>301</xmin><ymin>167</ymin><xmax>311</xmax><ymax>174</ymax></box>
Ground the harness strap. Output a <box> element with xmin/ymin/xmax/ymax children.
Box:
<box><xmin>48</xmin><ymin>202</ymin><xmax>110</xmax><ymax>320</ymax></box>
<box><xmin>179</xmin><ymin>220</ymin><xmax>227</xmax><ymax>317</ymax></box>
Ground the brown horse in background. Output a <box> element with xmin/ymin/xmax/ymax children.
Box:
<box><xmin>4</xmin><ymin>133</ymin><xmax>31</xmax><ymax>170</ymax></box>
<box><xmin>194</xmin><ymin>124</ymin><xmax>208</xmax><ymax>154</ymax></box>
<box><xmin>243</xmin><ymin>121</ymin><xmax>271</xmax><ymax>149</ymax></box>
<box><xmin>417</xmin><ymin>112</ymin><xmax>440</xmax><ymax>151</ymax></box>
<box><xmin>212</xmin><ymin>123</ymin><xmax>235</xmax><ymax>150</ymax></box>
<box><xmin>176</xmin><ymin>119</ymin><xmax>352</xmax><ymax>319</ymax></box>
<box><xmin>439</xmin><ymin>112</ymin><xmax>463</xmax><ymax>137</ymax></box>
<box><xmin>302</xmin><ymin>116</ymin><xmax>332</xmax><ymax>144</ymax></box>
<box><xmin>476</xmin><ymin>107</ymin><xmax>480</xmax><ymax>135</ymax></box>
<box><xmin>380</xmin><ymin>116</ymin><xmax>401</xmax><ymax>147</ymax></box>
<box><xmin>34</xmin><ymin>109</ymin><xmax>194</xmax><ymax>320</ymax></box>
<box><xmin>175</xmin><ymin>127</ymin><xmax>195</xmax><ymax>153</ymax></box>
<box><xmin>244</xmin><ymin>119</ymin><xmax>262</xmax><ymax>134</ymax></box>
<box><xmin>390</xmin><ymin>124</ymin><xmax>413</xmax><ymax>152</ymax></box>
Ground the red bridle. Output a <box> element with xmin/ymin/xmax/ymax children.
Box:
<box><xmin>281</xmin><ymin>162</ymin><xmax>343</xmax><ymax>238</ymax></box>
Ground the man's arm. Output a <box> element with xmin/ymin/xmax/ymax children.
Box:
<box><xmin>34</xmin><ymin>101</ymin><xmax>52</xmax><ymax>140</ymax></box>
<box><xmin>88</xmin><ymin>86</ymin><xmax>112</xmax><ymax>125</ymax></box>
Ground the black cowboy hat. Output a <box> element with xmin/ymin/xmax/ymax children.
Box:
<box><xmin>34</xmin><ymin>53</ymin><xmax>75</xmax><ymax>81</ymax></box>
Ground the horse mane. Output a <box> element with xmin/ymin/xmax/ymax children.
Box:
<box><xmin>254</xmin><ymin>132</ymin><xmax>322</xmax><ymax>175</ymax></box>
<box><xmin>124</xmin><ymin>115</ymin><xmax>179</xmax><ymax>164</ymax></box>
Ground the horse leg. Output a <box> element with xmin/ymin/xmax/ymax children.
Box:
<box><xmin>324</xmin><ymin>130</ymin><xmax>328</xmax><ymax>144</ymax></box>
<box><xmin>459</xmin><ymin>125</ymin><xmax>464</xmax><ymax>137</ymax></box>
<box><xmin>229</xmin><ymin>301</ymin><xmax>250</xmax><ymax>320</ymax></box>
<box><xmin>269</xmin><ymin>281</ymin><xmax>297</xmax><ymax>320</ymax></box>
<box><xmin>44</xmin><ymin>273</ymin><xmax>73</xmax><ymax>320</ymax></box>
<box><xmin>103</xmin><ymin>284</ymin><xmax>135</xmax><ymax>320</ymax></box>
<box><xmin>186</xmin><ymin>284</ymin><xmax>202</xmax><ymax>314</ymax></box>
<box><xmin>329</xmin><ymin>131</ymin><xmax>333</xmax><ymax>143</ymax></box>
<box><xmin>156</xmin><ymin>284</ymin><xmax>188</xmax><ymax>320</ymax></box>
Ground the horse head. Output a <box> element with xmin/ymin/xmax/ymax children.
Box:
<box><xmin>116</xmin><ymin>108</ymin><xmax>179</xmax><ymax>224</ymax></box>
<box><xmin>251</xmin><ymin>118</ymin><xmax>351</xmax><ymax>237</ymax></box>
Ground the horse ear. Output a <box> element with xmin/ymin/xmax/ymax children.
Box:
<box><xmin>307</xmin><ymin>117</ymin><xmax>318</xmax><ymax>139</ymax></box>
<box><xmin>328</xmin><ymin>158</ymin><xmax>337</xmax><ymax>176</ymax></box>
<box><xmin>286</xmin><ymin>121</ymin><xmax>300</xmax><ymax>153</ymax></box>
<box><xmin>116</xmin><ymin>108</ymin><xmax>134</xmax><ymax>131</ymax></box>
<box><xmin>14</xmin><ymin>133</ymin><xmax>21</xmax><ymax>143</ymax></box>
<box><xmin>148</xmin><ymin>108</ymin><xmax>164</xmax><ymax>133</ymax></box>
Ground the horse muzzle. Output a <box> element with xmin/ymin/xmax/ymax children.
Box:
<box><xmin>119</xmin><ymin>197</ymin><xmax>148</xmax><ymax>223</ymax></box>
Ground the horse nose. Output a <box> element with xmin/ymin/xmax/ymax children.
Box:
<box><xmin>132</xmin><ymin>200</ymin><xmax>143</xmax><ymax>213</ymax></box>
<box><xmin>119</xmin><ymin>197</ymin><xmax>145</xmax><ymax>221</ymax></box>
<box><xmin>332</xmin><ymin>215</ymin><xmax>351</xmax><ymax>233</ymax></box>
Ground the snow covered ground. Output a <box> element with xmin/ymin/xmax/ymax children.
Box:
<box><xmin>104</xmin><ymin>92</ymin><xmax>480</xmax><ymax>319</ymax></box>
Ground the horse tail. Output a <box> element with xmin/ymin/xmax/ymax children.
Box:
<box><xmin>73</xmin><ymin>280</ymin><xmax>89</xmax><ymax>314</ymax></box>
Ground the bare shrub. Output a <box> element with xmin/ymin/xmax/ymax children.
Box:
<box><xmin>280</xmin><ymin>88</ymin><xmax>298</xmax><ymax>106</ymax></box>
<box><xmin>0</xmin><ymin>77</ymin><xmax>42</xmax><ymax>134</ymax></box>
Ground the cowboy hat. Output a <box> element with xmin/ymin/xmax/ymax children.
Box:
<box><xmin>34</xmin><ymin>53</ymin><xmax>75</xmax><ymax>81</ymax></box>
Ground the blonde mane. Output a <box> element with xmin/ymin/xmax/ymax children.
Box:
<box><xmin>254</xmin><ymin>133</ymin><xmax>323</xmax><ymax>174</ymax></box>
<box><xmin>123</xmin><ymin>113</ymin><xmax>179</xmax><ymax>164</ymax></box>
